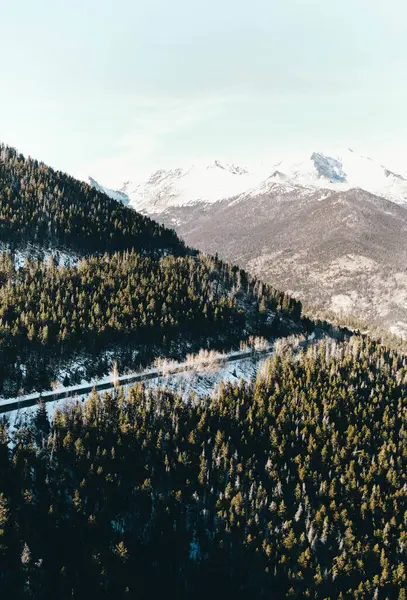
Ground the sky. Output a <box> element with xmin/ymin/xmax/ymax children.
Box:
<box><xmin>1</xmin><ymin>0</ymin><xmax>407</xmax><ymax>187</ymax></box>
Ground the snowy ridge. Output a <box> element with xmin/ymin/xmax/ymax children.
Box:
<box><xmin>267</xmin><ymin>149</ymin><xmax>407</xmax><ymax>203</ymax></box>
<box><xmin>96</xmin><ymin>149</ymin><xmax>407</xmax><ymax>214</ymax></box>
<box><xmin>89</xmin><ymin>176</ymin><xmax>130</xmax><ymax>205</ymax></box>
<box><xmin>126</xmin><ymin>160</ymin><xmax>260</xmax><ymax>214</ymax></box>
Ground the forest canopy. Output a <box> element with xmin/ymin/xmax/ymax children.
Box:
<box><xmin>1</xmin><ymin>337</ymin><xmax>407</xmax><ymax>598</ymax></box>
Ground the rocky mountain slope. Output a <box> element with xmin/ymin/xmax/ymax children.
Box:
<box><xmin>157</xmin><ymin>185</ymin><xmax>407</xmax><ymax>339</ymax></box>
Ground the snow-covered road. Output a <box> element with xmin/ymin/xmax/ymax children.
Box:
<box><xmin>0</xmin><ymin>347</ymin><xmax>274</xmax><ymax>415</ymax></box>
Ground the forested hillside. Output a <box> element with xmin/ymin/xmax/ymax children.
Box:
<box><xmin>0</xmin><ymin>251</ymin><xmax>301</xmax><ymax>349</ymax></box>
<box><xmin>0</xmin><ymin>144</ymin><xmax>185</xmax><ymax>256</ymax></box>
<box><xmin>1</xmin><ymin>336</ymin><xmax>407</xmax><ymax>598</ymax></box>
<box><xmin>0</xmin><ymin>144</ymin><xmax>306</xmax><ymax>396</ymax></box>
<box><xmin>0</xmin><ymin>247</ymin><xmax>302</xmax><ymax>397</ymax></box>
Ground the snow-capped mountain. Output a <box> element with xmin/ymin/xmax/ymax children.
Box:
<box><xmin>94</xmin><ymin>149</ymin><xmax>407</xmax><ymax>213</ymax></box>
<box><xmin>126</xmin><ymin>160</ymin><xmax>259</xmax><ymax>213</ymax></box>
<box><xmin>264</xmin><ymin>149</ymin><xmax>407</xmax><ymax>205</ymax></box>
<box><xmin>88</xmin><ymin>177</ymin><xmax>130</xmax><ymax>205</ymax></box>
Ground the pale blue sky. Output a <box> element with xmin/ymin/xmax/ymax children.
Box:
<box><xmin>1</xmin><ymin>0</ymin><xmax>407</xmax><ymax>185</ymax></box>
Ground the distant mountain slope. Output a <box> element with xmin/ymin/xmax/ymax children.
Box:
<box><xmin>107</xmin><ymin>148</ymin><xmax>407</xmax><ymax>213</ymax></box>
<box><xmin>88</xmin><ymin>176</ymin><xmax>130</xmax><ymax>205</ymax></box>
<box><xmin>158</xmin><ymin>186</ymin><xmax>407</xmax><ymax>338</ymax></box>
<box><xmin>94</xmin><ymin>148</ymin><xmax>407</xmax><ymax>337</ymax></box>
<box><xmin>0</xmin><ymin>144</ymin><xmax>184</xmax><ymax>257</ymax></box>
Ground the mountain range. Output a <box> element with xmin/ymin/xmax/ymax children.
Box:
<box><xmin>91</xmin><ymin>148</ymin><xmax>407</xmax><ymax>211</ymax></box>
<box><xmin>92</xmin><ymin>148</ymin><xmax>407</xmax><ymax>340</ymax></box>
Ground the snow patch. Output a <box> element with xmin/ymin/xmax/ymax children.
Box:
<box><xmin>389</xmin><ymin>322</ymin><xmax>407</xmax><ymax>339</ymax></box>
<box><xmin>0</xmin><ymin>242</ymin><xmax>79</xmax><ymax>268</ymax></box>
<box><xmin>330</xmin><ymin>294</ymin><xmax>356</xmax><ymax>313</ymax></box>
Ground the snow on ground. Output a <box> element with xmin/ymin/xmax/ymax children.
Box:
<box><xmin>4</xmin><ymin>397</ymin><xmax>76</xmax><ymax>436</ymax></box>
<box><xmin>151</xmin><ymin>352</ymin><xmax>265</xmax><ymax>398</ymax></box>
<box><xmin>257</xmin><ymin>149</ymin><xmax>407</xmax><ymax>205</ymax></box>
<box><xmin>0</xmin><ymin>241</ymin><xmax>79</xmax><ymax>267</ymax></box>
<box><xmin>1</xmin><ymin>334</ymin><xmax>320</xmax><ymax>431</ymax></box>
<box><xmin>2</xmin><ymin>351</ymin><xmax>271</xmax><ymax>431</ymax></box>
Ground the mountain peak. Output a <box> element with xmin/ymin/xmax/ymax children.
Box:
<box><xmin>310</xmin><ymin>152</ymin><xmax>347</xmax><ymax>183</ymax></box>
